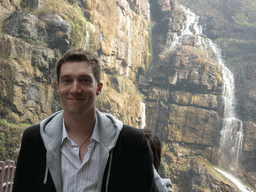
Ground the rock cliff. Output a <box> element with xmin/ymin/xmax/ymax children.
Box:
<box><xmin>0</xmin><ymin>0</ymin><xmax>151</xmax><ymax>161</ymax></box>
<box><xmin>144</xmin><ymin>0</ymin><xmax>256</xmax><ymax>190</ymax></box>
<box><xmin>0</xmin><ymin>0</ymin><xmax>151</xmax><ymax>126</ymax></box>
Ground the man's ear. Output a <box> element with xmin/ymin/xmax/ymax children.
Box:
<box><xmin>96</xmin><ymin>82</ymin><xmax>103</xmax><ymax>95</ymax></box>
<box><xmin>56</xmin><ymin>81</ymin><xmax>60</xmax><ymax>94</ymax></box>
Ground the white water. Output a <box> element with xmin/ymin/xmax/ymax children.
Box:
<box><xmin>170</xmin><ymin>5</ymin><xmax>203</xmax><ymax>51</ymax></box>
<box><xmin>170</xmin><ymin>4</ymin><xmax>248</xmax><ymax>190</ymax></box>
<box><xmin>141</xmin><ymin>102</ymin><xmax>146</xmax><ymax>129</ymax></box>
<box><xmin>81</xmin><ymin>23</ymin><xmax>91</xmax><ymax>50</ymax></box>
<box><xmin>209</xmin><ymin>34</ymin><xmax>244</xmax><ymax>174</ymax></box>
<box><xmin>214</xmin><ymin>168</ymin><xmax>252</xmax><ymax>192</ymax></box>
<box><xmin>173</xmin><ymin>4</ymin><xmax>244</xmax><ymax>174</ymax></box>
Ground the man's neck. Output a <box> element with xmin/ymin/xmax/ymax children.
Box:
<box><xmin>63</xmin><ymin>110</ymin><xmax>96</xmax><ymax>138</ymax></box>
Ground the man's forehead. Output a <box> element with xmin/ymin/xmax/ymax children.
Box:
<box><xmin>62</xmin><ymin>61</ymin><xmax>91</xmax><ymax>66</ymax></box>
<box><xmin>60</xmin><ymin>61</ymin><xmax>92</xmax><ymax>70</ymax></box>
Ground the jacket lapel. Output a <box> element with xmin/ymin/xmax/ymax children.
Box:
<box><xmin>95</xmin><ymin>110</ymin><xmax>123</xmax><ymax>191</ymax></box>
<box><xmin>41</xmin><ymin>111</ymin><xmax>63</xmax><ymax>192</ymax></box>
<box><xmin>47</xmin><ymin>141</ymin><xmax>62</xmax><ymax>192</ymax></box>
<box><xmin>97</xmin><ymin>143</ymin><xmax>110</xmax><ymax>191</ymax></box>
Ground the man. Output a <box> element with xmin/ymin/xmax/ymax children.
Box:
<box><xmin>13</xmin><ymin>48</ymin><xmax>157</xmax><ymax>192</ymax></box>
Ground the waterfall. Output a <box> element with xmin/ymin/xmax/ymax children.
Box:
<box><xmin>214</xmin><ymin>168</ymin><xmax>252</xmax><ymax>192</ymax></box>
<box><xmin>84</xmin><ymin>23</ymin><xmax>90</xmax><ymax>50</ymax></box>
<box><xmin>141</xmin><ymin>102</ymin><xmax>146</xmax><ymax>129</ymax></box>
<box><xmin>172</xmin><ymin>4</ymin><xmax>244</xmax><ymax>174</ymax></box>
<box><xmin>81</xmin><ymin>23</ymin><xmax>90</xmax><ymax>50</ymax></box>
<box><xmin>210</xmin><ymin>41</ymin><xmax>244</xmax><ymax>173</ymax></box>
<box><xmin>170</xmin><ymin>5</ymin><xmax>203</xmax><ymax>51</ymax></box>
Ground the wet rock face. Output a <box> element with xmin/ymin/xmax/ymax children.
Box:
<box><xmin>147</xmin><ymin>0</ymin><xmax>256</xmax><ymax>189</ymax></box>
<box><xmin>151</xmin><ymin>46</ymin><xmax>223</xmax><ymax>94</ymax></box>
<box><xmin>167</xmin><ymin>106</ymin><xmax>220</xmax><ymax>145</ymax></box>
<box><xmin>161</xmin><ymin>154</ymin><xmax>239</xmax><ymax>192</ymax></box>
<box><xmin>145</xmin><ymin>35</ymin><xmax>223</xmax><ymax>151</ymax></box>
<box><xmin>0</xmin><ymin>34</ymin><xmax>58</xmax><ymax>123</ymax></box>
<box><xmin>4</xmin><ymin>11</ymin><xmax>42</xmax><ymax>40</ymax></box>
<box><xmin>127</xmin><ymin>0</ymin><xmax>150</xmax><ymax>19</ymax></box>
<box><xmin>41</xmin><ymin>14</ymin><xmax>71</xmax><ymax>52</ymax></box>
<box><xmin>0</xmin><ymin>0</ymin><xmax>151</xmax><ymax>126</ymax></box>
<box><xmin>4</xmin><ymin>11</ymin><xmax>71</xmax><ymax>53</ymax></box>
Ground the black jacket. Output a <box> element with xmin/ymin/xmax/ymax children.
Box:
<box><xmin>13</xmin><ymin>124</ymin><xmax>157</xmax><ymax>192</ymax></box>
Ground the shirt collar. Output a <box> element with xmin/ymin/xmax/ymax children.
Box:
<box><xmin>61</xmin><ymin>115</ymin><xmax>100</xmax><ymax>144</ymax></box>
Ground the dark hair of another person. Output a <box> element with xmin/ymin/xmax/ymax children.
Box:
<box><xmin>143</xmin><ymin>129</ymin><xmax>162</xmax><ymax>172</ymax></box>
<box><xmin>56</xmin><ymin>48</ymin><xmax>102</xmax><ymax>83</ymax></box>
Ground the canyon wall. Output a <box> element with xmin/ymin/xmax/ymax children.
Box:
<box><xmin>0</xmin><ymin>0</ymin><xmax>151</xmax><ymax>162</ymax></box>
<box><xmin>144</xmin><ymin>0</ymin><xmax>256</xmax><ymax>190</ymax></box>
<box><xmin>0</xmin><ymin>0</ymin><xmax>151</xmax><ymax>126</ymax></box>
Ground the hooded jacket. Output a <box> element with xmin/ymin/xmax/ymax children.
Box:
<box><xmin>13</xmin><ymin>110</ymin><xmax>157</xmax><ymax>192</ymax></box>
<box><xmin>153</xmin><ymin>168</ymin><xmax>173</xmax><ymax>192</ymax></box>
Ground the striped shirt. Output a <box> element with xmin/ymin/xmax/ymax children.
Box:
<box><xmin>61</xmin><ymin>118</ymin><xmax>100</xmax><ymax>192</ymax></box>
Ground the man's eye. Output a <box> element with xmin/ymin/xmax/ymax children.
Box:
<box><xmin>63</xmin><ymin>79</ymin><xmax>71</xmax><ymax>83</ymax></box>
<box><xmin>81</xmin><ymin>78</ymin><xmax>91</xmax><ymax>83</ymax></box>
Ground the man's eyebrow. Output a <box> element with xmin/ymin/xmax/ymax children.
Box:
<box><xmin>80</xmin><ymin>75</ymin><xmax>92</xmax><ymax>78</ymax></box>
<box><xmin>60</xmin><ymin>75</ymin><xmax>71</xmax><ymax>79</ymax></box>
<box><xmin>60</xmin><ymin>74</ymin><xmax>92</xmax><ymax>78</ymax></box>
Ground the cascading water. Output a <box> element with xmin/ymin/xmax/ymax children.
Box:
<box><xmin>170</xmin><ymin>5</ymin><xmax>203</xmax><ymax>51</ymax></box>
<box><xmin>210</xmin><ymin>41</ymin><xmax>244</xmax><ymax>173</ymax></box>
<box><xmin>170</xmin><ymin>4</ymin><xmax>248</xmax><ymax>191</ymax></box>
<box><xmin>141</xmin><ymin>102</ymin><xmax>146</xmax><ymax>129</ymax></box>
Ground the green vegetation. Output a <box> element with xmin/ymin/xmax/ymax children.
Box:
<box><xmin>0</xmin><ymin>119</ymin><xmax>31</xmax><ymax>161</ymax></box>
<box><xmin>169</xmin><ymin>103</ymin><xmax>178</xmax><ymax>109</ymax></box>
<box><xmin>164</xmin><ymin>143</ymin><xmax>173</xmax><ymax>152</ymax></box>
<box><xmin>232</xmin><ymin>0</ymin><xmax>256</xmax><ymax>28</ymax></box>
<box><xmin>0</xmin><ymin>119</ymin><xmax>31</xmax><ymax>132</ymax></box>
<box><xmin>33</xmin><ymin>0</ymin><xmax>93</xmax><ymax>49</ymax></box>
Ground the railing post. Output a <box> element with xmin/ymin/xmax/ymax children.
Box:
<box><xmin>4</xmin><ymin>160</ymin><xmax>11</xmax><ymax>192</ymax></box>
<box><xmin>0</xmin><ymin>161</ymin><xmax>5</xmax><ymax>192</ymax></box>
<box><xmin>0</xmin><ymin>160</ymin><xmax>16</xmax><ymax>192</ymax></box>
<box><xmin>8</xmin><ymin>160</ymin><xmax>15</xmax><ymax>192</ymax></box>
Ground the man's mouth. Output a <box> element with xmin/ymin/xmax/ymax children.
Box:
<box><xmin>68</xmin><ymin>98</ymin><xmax>85</xmax><ymax>100</ymax></box>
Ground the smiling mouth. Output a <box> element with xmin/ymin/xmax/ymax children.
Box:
<box><xmin>68</xmin><ymin>98</ymin><xmax>85</xmax><ymax>100</ymax></box>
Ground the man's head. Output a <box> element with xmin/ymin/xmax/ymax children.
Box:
<box><xmin>56</xmin><ymin>48</ymin><xmax>101</xmax><ymax>83</ymax></box>
<box><xmin>56</xmin><ymin>48</ymin><xmax>103</xmax><ymax>117</ymax></box>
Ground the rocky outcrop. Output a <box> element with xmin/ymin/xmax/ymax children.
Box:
<box><xmin>0</xmin><ymin>0</ymin><xmax>151</xmax><ymax>161</ymax></box>
<box><xmin>161</xmin><ymin>152</ymin><xmax>240</xmax><ymax>192</ymax></box>
<box><xmin>0</xmin><ymin>34</ymin><xmax>57</xmax><ymax>123</ymax></box>
<box><xmin>0</xmin><ymin>0</ymin><xmax>151</xmax><ymax>127</ymax></box>
<box><xmin>4</xmin><ymin>11</ymin><xmax>71</xmax><ymax>52</ymax></box>
<box><xmin>144</xmin><ymin>31</ymin><xmax>223</xmax><ymax>152</ymax></box>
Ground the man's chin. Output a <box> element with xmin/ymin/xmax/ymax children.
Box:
<box><xmin>66</xmin><ymin>108</ymin><xmax>84</xmax><ymax>116</ymax></box>
<box><xmin>64</xmin><ymin>104</ymin><xmax>95</xmax><ymax>116</ymax></box>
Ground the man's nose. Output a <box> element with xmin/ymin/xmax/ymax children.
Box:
<box><xmin>70</xmin><ymin>81</ymin><xmax>81</xmax><ymax>93</ymax></box>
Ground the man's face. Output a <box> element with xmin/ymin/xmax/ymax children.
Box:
<box><xmin>56</xmin><ymin>61</ymin><xmax>103</xmax><ymax>116</ymax></box>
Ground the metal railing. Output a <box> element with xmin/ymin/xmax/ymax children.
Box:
<box><xmin>0</xmin><ymin>160</ymin><xmax>15</xmax><ymax>192</ymax></box>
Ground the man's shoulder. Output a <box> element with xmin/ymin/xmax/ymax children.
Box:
<box><xmin>23</xmin><ymin>124</ymin><xmax>41</xmax><ymax>138</ymax></box>
<box><xmin>121</xmin><ymin>124</ymin><xmax>144</xmax><ymax>138</ymax></box>
<box><xmin>117</xmin><ymin>124</ymin><xmax>146</xmax><ymax>147</ymax></box>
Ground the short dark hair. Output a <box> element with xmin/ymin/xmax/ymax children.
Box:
<box><xmin>56</xmin><ymin>48</ymin><xmax>101</xmax><ymax>83</ymax></box>
<box><xmin>143</xmin><ymin>129</ymin><xmax>162</xmax><ymax>172</ymax></box>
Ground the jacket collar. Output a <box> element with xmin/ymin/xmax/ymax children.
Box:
<box><xmin>40</xmin><ymin>111</ymin><xmax>63</xmax><ymax>192</ymax></box>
